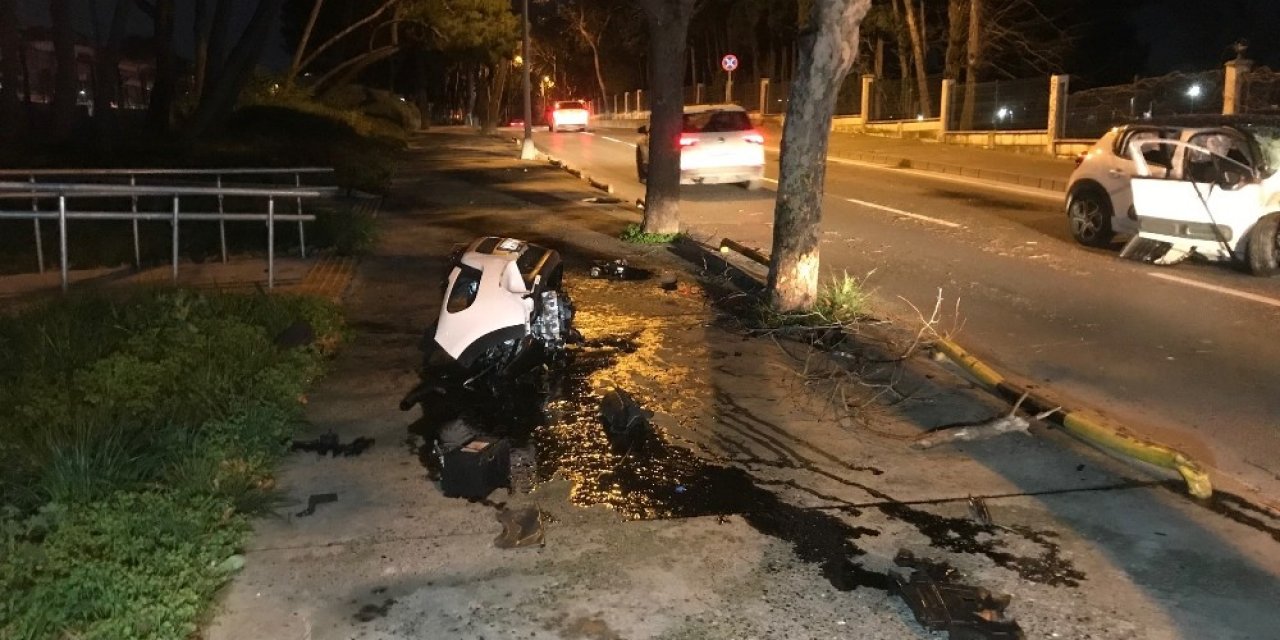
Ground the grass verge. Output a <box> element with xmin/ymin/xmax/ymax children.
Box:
<box><xmin>752</xmin><ymin>271</ymin><xmax>872</xmax><ymax>329</ymax></box>
<box><xmin>0</xmin><ymin>289</ymin><xmax>341</xmax><ymax>639</ymax></box>
<box><xmin>619</xmin><ymin>223</ymin><xmax>684</xmax><ymax>244</ymax></box>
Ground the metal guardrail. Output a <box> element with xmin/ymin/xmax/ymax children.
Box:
<box><xmin>0</xmin><ymin>168</ymin><xmax>337</xmax><ymax>292</ymax></box>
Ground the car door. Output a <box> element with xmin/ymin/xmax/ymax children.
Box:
<box><xmin>1105</xmin><ymin>127</ymin><xmax>1174</xmax><ymax>228</ymax></box>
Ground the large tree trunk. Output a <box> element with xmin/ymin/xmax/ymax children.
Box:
<box><xmin>148</xmin><ymin>0</ymin><xmax>177</xmax><ymax>130</ymax></box>
<box><xmin>50</xmin><ymin>0</ymin><xmax>79</xmax><ymax>140</ymax></box>
<box><xmin>943</xmin><ymin>0</ymin><xmax>966</xmax><ymax>80</ymax></box>
<box><xmin>768</xmin><ymin>0</ymin><xmax>871</xmax><ymax>311</ymax></box>
<box><xmin>483</xmin><ymin>62</ymin><xmax>508</xmax><ymax>132</ymax></box>
<box><xmin>204</xmin><ymin>0</ymin><xmax>234</xmax><ymax>98</ymax></box>
<box><xmin>93</xmin><ymin>0</ymin><xmax>132</xmax><ymax>135</ymax></box>
<box><xmin>959</xmin><ymin>0</ymin><xmax>981</xmax><ymax>129</ymax></box>
<box><xmin>638</xmin><ymin>0</ymin><xmax>696</xmax><ymax>235</ymax></box>
<box><xmin>186</xmin><ymin>0</ymin><xmax>286</xmax><ymax>138</ymax></box>
<box><xmin>588</xmin><ymin>39</ymin><xmax>607</xmax><ymax>111</ymax></box>
<box><xmin>0</xmin><ymin>0</ymin><xmax>24</xmax><ymax>138</ymax></box>
<box><xmin>192</xmin><ymin>0</ymin><xmax>212</xmax><ymax>103</ymax></box>
<box><xmin>900</xmin><ymin>0</ymin><xmax>930</xmax><ymax>118</ymax></box>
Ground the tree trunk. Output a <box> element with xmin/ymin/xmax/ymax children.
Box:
<box><xmin>768</xmin><ymin>0</ymin><xmax>871</xmax><ymax>311</ymax></box>
<box><xmin>193</xmin><ymin>0</ymin><xmax>211</xmax><ymax>102</ymax></box>
<box><xmin>588</xmin><ymin>38</ymin><xmax>607</xmax><ymax>112</ymax></box>
<box><xmin>204</xmin><ymin>0</ymin><xmax>234</xmax><ymax>98</ymax></box>
<box><xmin>959</xmin><ymin>0</ymin><xmax>980</xmax><ymax>129</ymax></box>
<box><xmin>93</xmin><ymin>0</ymin><xmax>132</xmax><ymax>134</ymax></box>
<box><xmin>483</xmin><ymin>62</ymin><xmax>508</xmax><ymax>131</ymax></box>
<box><xmin>148</xmin><ymin>0</ymin><xmax>176</xmax><ymax>130</ymax></box>
<box><xmin>287</xmin><ymin>0</ymin><xmax>325</xmax><ymax>87</ymax></box>
<box><xmin>314</xmin><ymin>45</ymin><xmax>400</xmax><ymax>94</ymax></box>
<box><xmin>638</xmin><ymin>0</ymin><xmax>696</xmax><ymax>235</ymax></box>
<box><xmin>186</xmin><ymin>0</ymin><xmax>286</xmax><ymax>138</ymax></box>
<box><xmin>295</xmin><ymin>0</ymin><xmax>398</xmax><ymax>79</ymax></box>
<box><xmin>50</xmin><ymin>0</ymin><xmax>79</xmax><ymax>140</ymax></box>
<box><xmin>890</xmin><ymin>0</ymin><xmax>911</xmax><ymax>118</ymax></box>
<box><xmin>0</xmin><ymin>0</ymin><xmax>24</xmax><ymax>138</ymax></box>
<box><xmin>944</xmin><ymin>0</ymin><xmax>966</xmax><ymax>80</ymax></box>
<box><xmin>900</xmin><ymin>0</ymin><xmax>930</xmax><ymax>118</ymax></box>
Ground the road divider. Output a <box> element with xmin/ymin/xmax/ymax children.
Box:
<box><xmin>716</xmin><ymin>234</ymin><xmax>1213</xmax><ymax>500</ymax></box>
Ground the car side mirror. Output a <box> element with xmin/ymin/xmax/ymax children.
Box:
<box><xmin>637</xmin><ymin>125</ymin><xmax>648</xmax><ymax>134</ymax></box>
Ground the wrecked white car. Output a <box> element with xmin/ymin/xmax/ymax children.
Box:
<box><xmin>1120</xmin><ymin>122</ymin><xmax>1280</xmax><ymax>275</ymax></box>
<box><xmin>426</xmin><ymin>237</ymin><xmax>577</xmax><ymax>383</ymax></box>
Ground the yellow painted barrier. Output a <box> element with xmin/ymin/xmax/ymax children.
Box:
<box><xmin>934</xmin><ymin>337</ymin><xmax>1213</xmax><ymax>499</ymax></box>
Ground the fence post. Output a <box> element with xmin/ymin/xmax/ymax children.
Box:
<box><xmin>1223</xmin><ymin>56</ymin><xmax>1253</xmax><ymax>115</ymax></box>
<box><xmin>267</xmin><ymin>196</ymin><xmax>275</xmax><ymax>289</ymax></box>
<box><xmin>217</xmin><ymin>174</ymin><xmax>227</xmax><ymax>263</ymax></box>
<box><xmin>624</xmin><ymin>91</ymin><xmax>631</xmax><ymax>116</ymax></box>
<box><xmin>1047</xmin><ymin>74</ymin><xmax>1070</xmax><ymax>156</ymax></box>
<box><xmin>696</xmin><ymin>83</ymin><xmax>704</xmax><ymax>105</ymax></box>
<box><xmin>636</xmin><ymin>89</ymin><xmax>644</xmax><ymax>114</ymax></box>
<box><xmin>759</xmin><ymin>78</ymin><xmax>769</xmax><ymax>114</ymax></box>
<box><xmin>295</xmin><ymin>172</ymin><xmax>306</xmax><ymax>259</ymax></box>
<box><xmin>860</xmin><ymin>74</ymin><xmax>876</xmax><ymax>123</ymax></box>
<box><xmin>30</xmin><ymin>174</ymin><xmax>44</xmax><ymax>273</ymax></box>
<box><xmin>58</xmin><ymin>195</ymin><xmax>67</xmax><ymax>292</ymax></box>
<box><xmin>613</xmin><ymin>93</ymin><xmax>618</xmax><ymax>116</ymax></box>
<box><xmin>171</xmin><ymin>195</ymin><xmax>180</xmax><ymax>283</ymax></box>
<box><xmin>939</xmin><ymin>78</ymin><xmax>955</xmax><ymax>136</ymax></box>
<box><xmin>130</xmin><ymin>174</ymin><xmax>141</xmax><ymax>269</ymax></box>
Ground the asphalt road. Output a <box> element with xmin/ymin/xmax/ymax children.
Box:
<box><xmin>528</xmin><ymin>126</ymin><xmax>1280</xmax><ymax>500</ymax></box>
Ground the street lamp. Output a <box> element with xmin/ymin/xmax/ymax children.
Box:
<box><xmin>519</xmin><ymin>0</ymin><xmax>536</xmax><ymax>160</ymax></box>
<box><xmin>1186</xmin><ymin>83</ymin><xmax>1203</xmax><ymax>99</ymax></box>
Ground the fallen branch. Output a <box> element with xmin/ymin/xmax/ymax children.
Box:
<box><xmin>912</xmin><ymin>391</ymin><xmax>1061</xmax><ymax>449</ymax></box>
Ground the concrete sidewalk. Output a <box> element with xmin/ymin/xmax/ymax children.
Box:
<box><xmin>207</xmin><ymin>130</ymin><xmax>1278</xmax><ymax>640</ymax></box>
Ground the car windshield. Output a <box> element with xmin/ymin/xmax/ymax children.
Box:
<box><xmin>683</xmin><ymin>110</ymin><xmax>752</xmax><ymax>133</ymax></box>
<box><xmin>557</xmin><ymin>102</ymin><xmax>585</xmax><ymax>110</ymax></box>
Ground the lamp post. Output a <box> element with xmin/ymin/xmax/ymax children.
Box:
<box><xmin>520</xmin><ymin>0</ymin><xmax>536</xmax><ymax>160</ymax></box>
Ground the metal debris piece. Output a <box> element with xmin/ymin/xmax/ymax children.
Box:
<box><xmin>968</xmin><ymin>496</ymin><xmax>993</xmax><ymax>526</ymax></box>
<box><xmin>291</xmin><ymin>432</ymin><xmax>376</xmax><ymax>457</ymax></box>
<box><xmin>494</xmin><ymin>506</ymin><xmax>545</xmax><ymax>548</ymax></box>
<box><xmin>589</xmin><ymin>259</ymin><xmax>653</xmax><ymax>281</ymax></box>
<box><xmin>296</xmin><ymin>492</ymin><xmax>338</xmax><ymax>517</ymax></box>
<box><xmin>599</xmin><ymin>387</ymin><xmax>652</xmax><ymax>454</ymax></box>
<box><xmin>913</xmin><ymin>392</ymin><xmax>1060</xmax><ymax>450</ymax></box>
<box><xmin>894</xmin><ymin>549</ymin><xmax>1026</xmax><ymax>640</ymax></box>
<box><xmin>581</xmin><ymin>196</ymin><xmax>622</xmax><ymax>204</ymax></box>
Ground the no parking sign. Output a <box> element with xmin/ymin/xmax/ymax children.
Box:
<box><xmin>721</xmin><ymin>54</ymin><xmax>739</xmax><ymax>72</ymax></box>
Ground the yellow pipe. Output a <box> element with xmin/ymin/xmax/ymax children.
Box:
<box><xmin>933</xmin><ymin>337</ymin><xmax>1212</xmax><ymax>499</ymax></box>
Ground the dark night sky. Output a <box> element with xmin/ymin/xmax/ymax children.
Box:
<box><xmin>16</xmin><ymin>0</ymin><xmax>1280</xmax><ymax>80</ymax></box>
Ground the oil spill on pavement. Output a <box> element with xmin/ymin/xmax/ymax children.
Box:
<box><xmin>1168</xmin><ymin>482</ymin><xmax>1280</xmax><ymax>543</ymax></box>
<box><xmin>353</xmin><ymin>598</ymin><xmax>396</xmax><ymax>622</ymax></box>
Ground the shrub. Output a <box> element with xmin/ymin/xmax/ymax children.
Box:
<box><xmin>619</xmin><ymin>223</ymin><xmax>684</xmax><ymax>244</ymax></box>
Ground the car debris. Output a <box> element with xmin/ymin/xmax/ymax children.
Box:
<box><xmin>599</xmin><ymin>387</ymin><xmax>652</xmax><ymax>454</ymax></box>
<box><xmin>291</xmin><ymin>432</ymin><xmax>375</xmax><ymax>457</ymax></box>
<box><xmin>589</xmin><ymin>259</ymin><xmax>652</xmax><ymax>281</ymax></box>
<box><xmin>494</xmin><ymin>506</ymin><xmax>545</xmax><ymax>548</ymax></box>
<box><xmin>913</xmin><ymin>392</ymin><xmax>1060</xmax><ymax>450</ymax></box>
<box><xmin>440</xmin><ymin>435</ymin><xmax>512</xmax><ymax>500</ymax></box>
<box><xmin>581</xmin><ymin>196</ymin><xmax>622</xmax><ymax>204</ymax></box>
<box><xmin>968</xmin><ymin>496</ymin><xmax>993</xmax><ymax>526</ymax></box>
<box><xmin>295</xmin><ymin>492</ymin><xmax>338</xmax><ymax>517</ymax></box>
<box><xmin>894</xmin><ymin>549</ymin><xmax>1026</xmax><ymax>640</ymax></box>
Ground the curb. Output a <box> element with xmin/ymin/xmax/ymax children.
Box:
<box><xmin>932</xmin><ymin>339</ymin><xmax>1212</xmax><ymax>499</ymax></box>
<box><xmin>543</xmin><ymin>154</ymin><xmax>617</xmax><ymax>196</ymax></box>
<box><xmin>716</xmin><ymin>236</ymin><xmax>1213</xmax><ymax>500</ymax></box>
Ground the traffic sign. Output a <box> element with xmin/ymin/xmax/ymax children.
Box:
<box><xmin>721</xmin><ymin>54</ymin><xmax>739</xmax><ymax>72</ymax></box>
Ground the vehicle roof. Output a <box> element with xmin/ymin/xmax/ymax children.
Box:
<box><xmin>684</xmin><ymin>103</ymin><xmax>748</xmax><ymax>114</ymax></box>
<box><xmin>463</xmin><ymin>236</ymin><xmax>529</xmax><ymax>262</ymax></box>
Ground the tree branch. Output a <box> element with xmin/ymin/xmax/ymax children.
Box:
<box><xmin>298</xmin><ymin>0</ymin><xmax>399</xmax><ymax>74</ymax></box>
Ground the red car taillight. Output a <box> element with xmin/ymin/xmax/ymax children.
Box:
<box><xmin>679</xmin><ymin>136</ymin><xmax>699</xmax><ymax>147</ymax></box>
<box><xmin>743</xmin><ymin>131</ymin><xmax>765</xmax><ymax>144</ymax></box>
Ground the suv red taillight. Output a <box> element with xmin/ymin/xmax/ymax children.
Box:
<box><xmin>743</xmin><ymin>132</ymin><xmax>765</xmax><ymax>144</ymax></box>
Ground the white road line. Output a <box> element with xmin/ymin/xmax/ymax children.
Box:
<box><xmin>843</xmin><ymin>197</ymin><xmax>964</xmax><ymax>229</ymax></box>
<box><xmin>598</xmin><ymin>135</ymin><xmax>637</xmax><ymax>148</ymax></box>
<box><xmin>1147</xmin><ymin>272</ymin><xmax>1280</xmax><ymax>309</ymax></box>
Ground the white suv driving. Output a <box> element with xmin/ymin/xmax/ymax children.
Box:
<box><xmin>635</xmin><ymin>104</ymin><xmax>765</xmax><ymax>189</ymax></box>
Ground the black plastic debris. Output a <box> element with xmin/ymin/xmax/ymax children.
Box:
<box><xmin>599</xmin><ymin>387</ymin><xmax>652</xmax><ymax>454</ymax></box>
<box><xmin>894</xmin><ymin>549</ymin><xmax>1026</xmax><ymax>640</ymax></box>
<box><xmin>494</xmin><ymin>506</ymin><xmax>545</xmax><ymax>548</ymax></box>
<box><xmin>274</xmin><ymin>320</ymin><xmax>316</xmax><ymax>349</ymax></box>
<box><xmin>296</xmin><ymin>492</ymin><xmax>338</xmax><ymax>517</ymax></box>
<box><xmin>291</xmin><ymin>432</ymin><xmax>375</xmax><ymax>457</ymax></box>
<box><xmin>440</xmin><ymin>436</ymin><xmax>512</xmax><ymax>500</ymax></box>
<box><xmin>589</xmin><ymin>259</ymin><xmax>652</xmax><ymax>281</ymax></box>
<box><xmin>581</xmin><ymin>196</ymin><xmax>622</xmax><ymax>204</ymax></box>
<box><xmin>659</xmin><ymin>274</ymin><xmax>679</xmax><ymax>291</ymax></box>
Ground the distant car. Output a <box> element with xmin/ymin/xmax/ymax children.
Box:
<box><xmin>635</xmin><ymin>104</ymin><xmax>765</xmax><ymax>189</ymax></box>
<box><xmin>547</xmin><ymin>100</ymin><xmax>589</xmax><ymax>133</ymax></box>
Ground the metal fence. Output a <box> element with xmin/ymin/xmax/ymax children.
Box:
<box><xmin>834</xmin><ymin>74</ymin><xmax>862</xmax><ymax>116</ymax></box>
<box><xmin>871</xmin><ymin>75</ymin><xmax>943</xmax><ymax>122</ymax></box>
<box><xmin>948</xmin><ymin>77</ymin><xmax>1051</xmax><ymax>131</ymax></box>
<box><xmin>0</xmin><ymin>168</ymin><xmax>336</xmax><ymax>291</ymax></box>
<box><xmin>1242</xmin><ymin>67</ymin><xmax>1280</xmax><ymax>114</ymax></box>
<box><xmin>1064</xmin><ymin>70</ymin><xmax>1224</xmax><ymax>139</ymax></box>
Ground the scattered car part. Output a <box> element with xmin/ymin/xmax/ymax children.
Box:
<box><xmin>440</xmin><ymin>437</ymin><xmax>512</xmax><ymax>500</ymax></box>
<box><xmin>967</xmin><ymin>496</ymin><xmax>993</xmax><ymax>527</ymax></box>
<box><xmin>894</xmin><ymin>549</ymin><xmax>1026</xmax><ymax>640</ymax></box>
<box><xmin>291</xmin><ymin>432</ymin><xmax>375</xmax><ymax>457</ymax></box>
<box><xmin>589</xmin><ymin>259</ymin><xmax>652</xmax><ymax>281</ymax></box>
<box><xmin>296</xmin><ymin>493</ymin><xmax>338</xmax><ymax>518</ymax></box>
<box><xmin>599</xmin><ymin>387</ymin><xmax>653</xmax><ymax>454</ymax></box>
<box><xmin>912</xmin><ymin>392</ymin><xmax>1060</xmax><ymax>450</ymax></box>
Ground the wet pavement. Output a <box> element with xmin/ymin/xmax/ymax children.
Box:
<box><xmin>207</xmin><ymin>130</ymin><xmax>1280</xmax><ymax>640</ymax></box>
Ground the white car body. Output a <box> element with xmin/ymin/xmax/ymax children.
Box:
<box><xmin>636</xmin><ymin>104</ymin><xmax>765</xmax><ymax>187</ymax></box>
<box><xmin>549</xmin><ymin>101</ymin><xmax>590</xmax><ymax>132</ymax></box>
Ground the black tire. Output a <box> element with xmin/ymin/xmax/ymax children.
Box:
<box><xmin>1246</xmin><ymin>212</ymin><xmax>1280</xmax><ymax>277</ymax></box>
<box><xmin>1067</xmin><ymin>186</ymin><xmax>1116</xmax><ymax>248</ymax></box>
<box><xmin>636</xmin><ymin>150</ymin><xmax>648</xmax><ymax>184</ymax></box>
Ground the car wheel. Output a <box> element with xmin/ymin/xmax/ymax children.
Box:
<box><xmin>1067</xmin><ymin>187</ymin><xmax>1116</xmax><ymax>247</ymax></box>
<box><xmin>1246</xmin><ymin>212</ymin><xmax>1280</xmax><ymax>276</ymax></box>
<box><xmin>636</xmin><ymin>150</ymin><xmax>648</xmax><ymax>184</ymax></box>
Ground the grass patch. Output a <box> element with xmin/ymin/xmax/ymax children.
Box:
<box><xmin>752</xmin><ymin>271</ymin><xmax>872</xmax><ymax>329</ymax></box>
<box><xmin>619</xmin><ymin>223</ymin><xmax>684</xmax><ymax>244</ymax></box>
<box><xmin>0</xmin><ymin>290</ymin><xmax>341</xmax><ymax>639</ymax></box>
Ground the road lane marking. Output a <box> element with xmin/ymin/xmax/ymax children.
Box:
<box><xmin>1147</xmin><ymin>272</ymin><xmax>1280</xmax><ymax>309</ymax></box>
<box><xmin>598</xmin><ymin>135</ymin><xmax>637</xmax><ymax>148</ymax></box>
<box><xmin>843</xmin><ymin>197</ymin><xmax>964</xmax><ymax>229</ymax></box>
<box><xmin>762</xmin><ymin>177</ymin><xmax>778</xmax><ymax>183</ymax></box>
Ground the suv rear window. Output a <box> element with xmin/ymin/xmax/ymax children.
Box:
<box><xmin>683</xmin><ymin>110</ymin><xmax>752</xmax><ymax>133</ymax></box>
<box><xmin>557</xmin><ymin>102</ymin><xmax>586</xmax><ymax>110</ymax></box>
